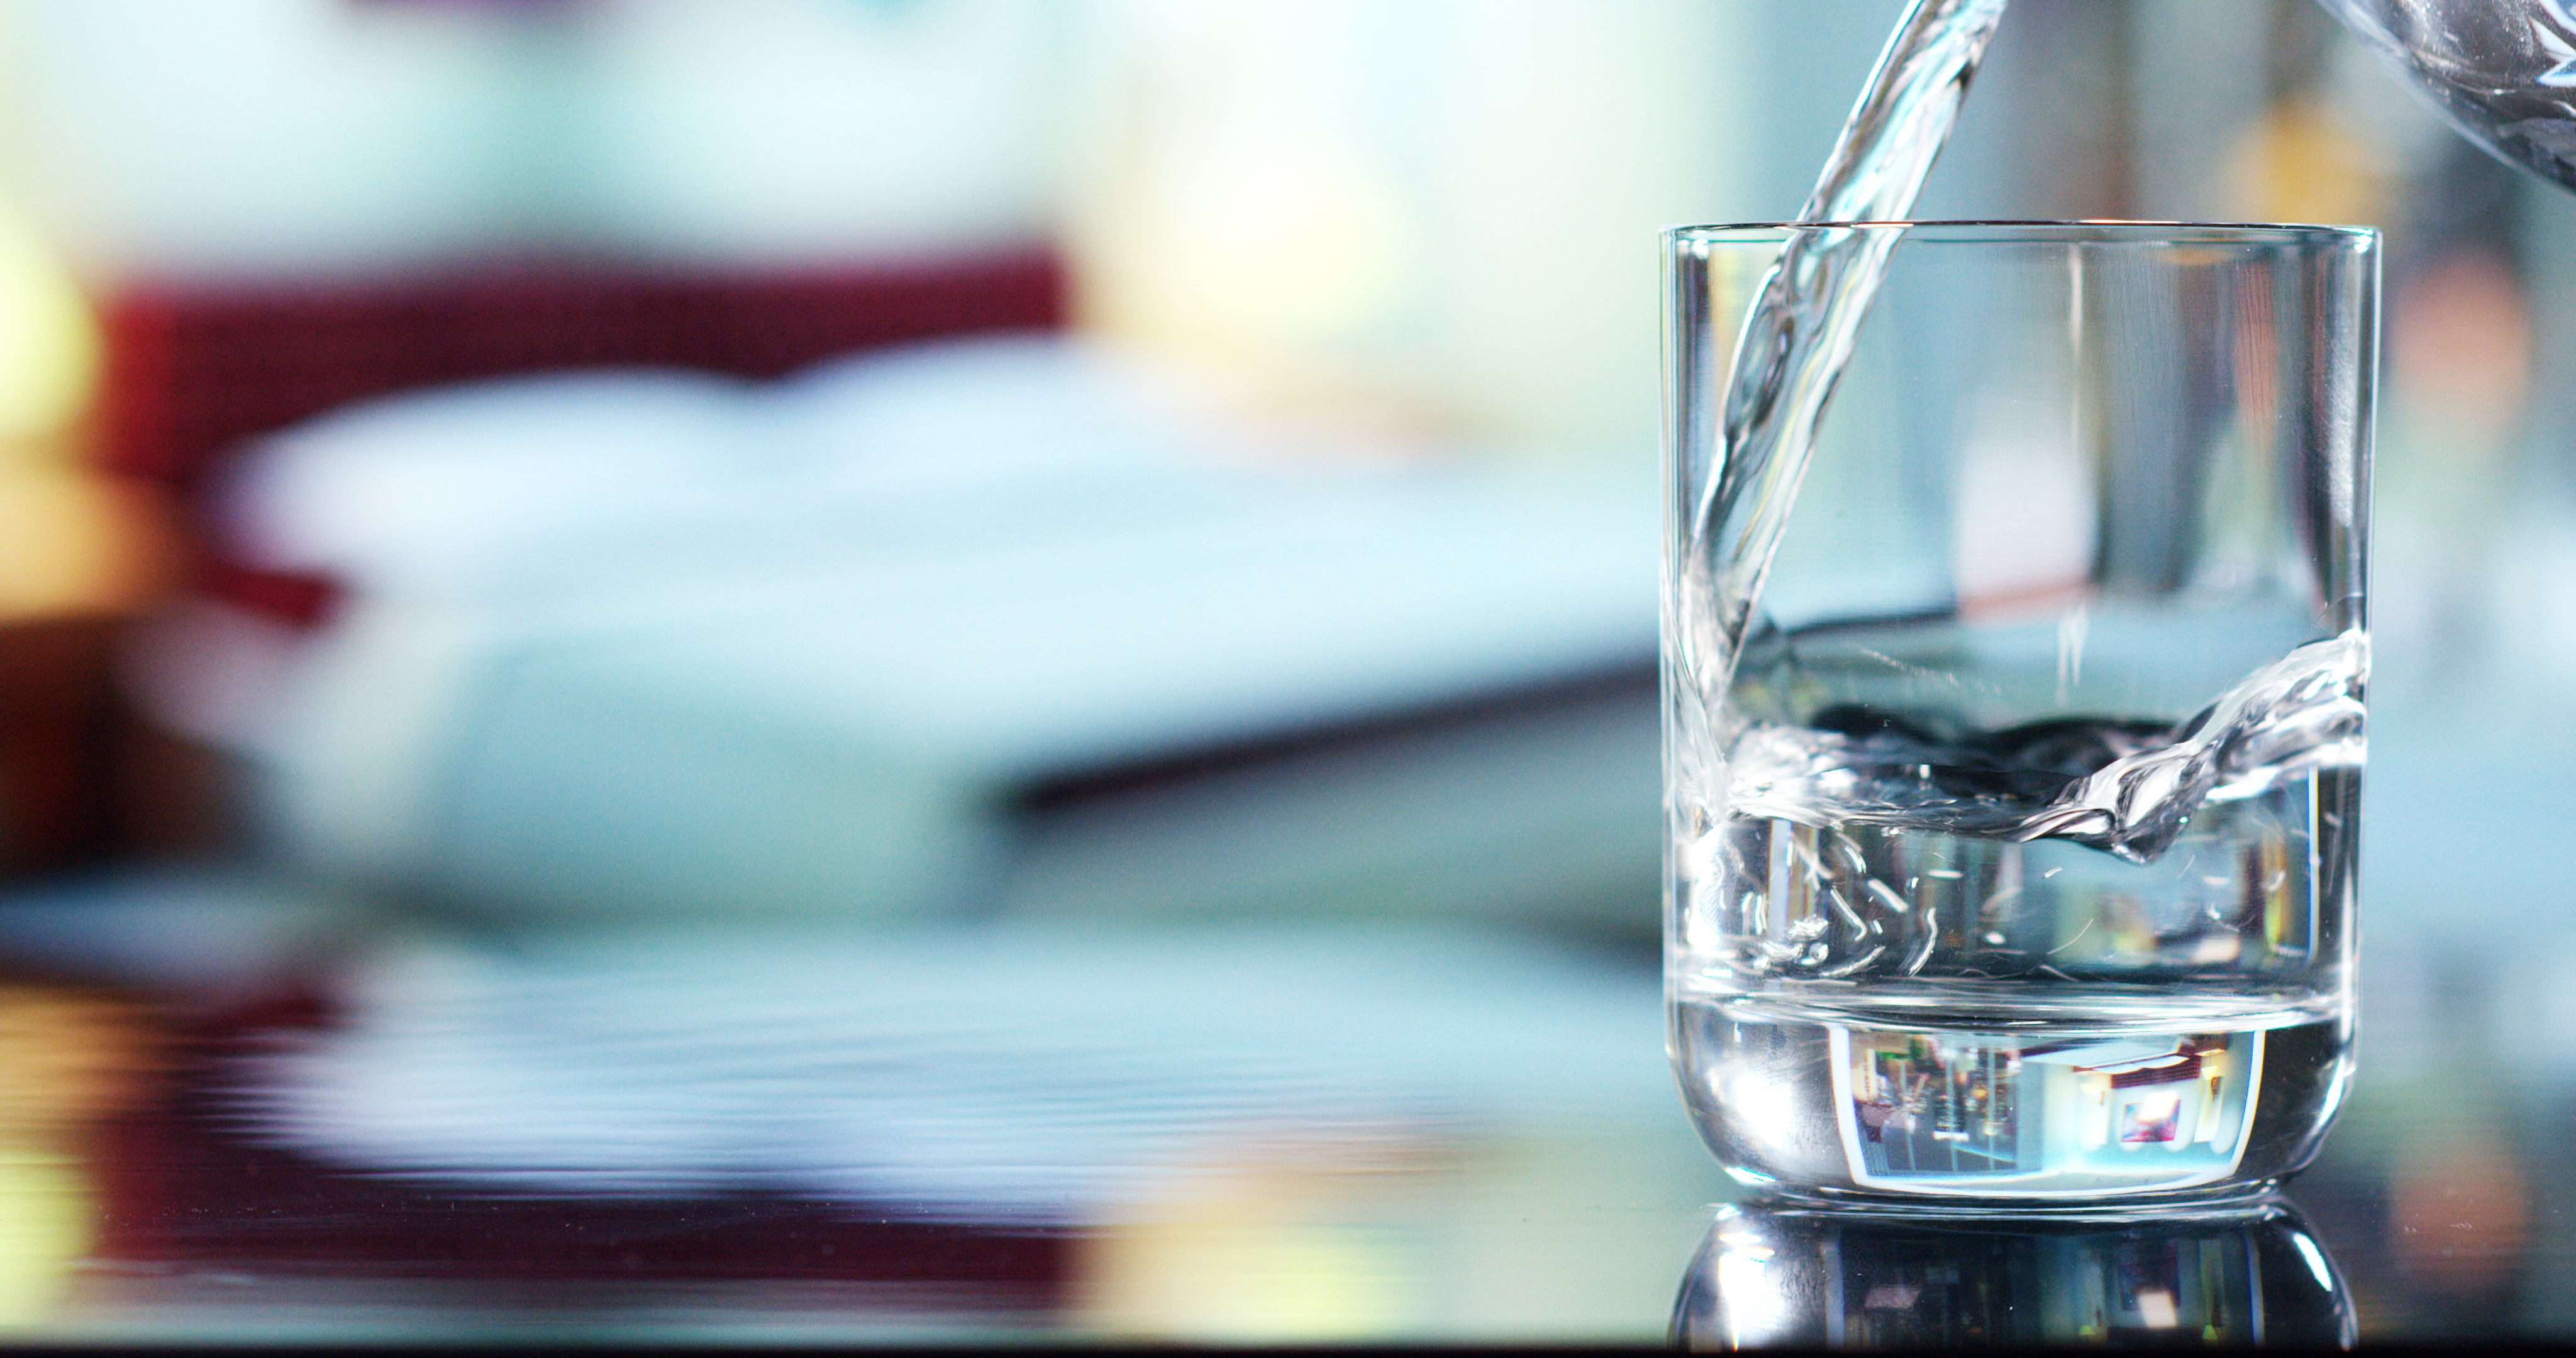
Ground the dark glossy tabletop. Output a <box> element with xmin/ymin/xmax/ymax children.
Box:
<box><xmin>0</xmin><ymin>888</ymin><xmax>2548</xmax><ymax>1349</ymax></box>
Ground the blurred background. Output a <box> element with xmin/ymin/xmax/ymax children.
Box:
<box><xmin>0</xmin><ymin>0</ymin><xmax>2567</xmax><ymax>1342</ymax></box>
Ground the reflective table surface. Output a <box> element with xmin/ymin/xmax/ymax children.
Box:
<box><xmin>0</xmin><ymin>873</ymin><xmax>2559</xmax><ymax>1350</ymax></box>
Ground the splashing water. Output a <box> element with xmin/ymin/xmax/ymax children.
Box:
<box><xmin>1679</xmin><ymin>0</ymin><xmax>2010</xmax><ymax>697</ymax></box>
<box><xmin>1665</xmin><ymin>4</ymin><xmax>2365</xmax><ymax>1202</ymax></box>
<box><xmin>1726</xmin><ymin>631</ymin><xmax>2368</xmax><ymax>865</ymax></box>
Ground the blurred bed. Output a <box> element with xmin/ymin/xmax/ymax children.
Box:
<box><xmin>54</xmin><ymin>251</ymin><xmax>1660</xmax><ymax>932</ymax></box>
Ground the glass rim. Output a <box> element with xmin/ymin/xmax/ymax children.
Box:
<box><xmin>1665</xmin><ymin>219</ymin><xmax>2379</xmax><ymax>248</ymax></box>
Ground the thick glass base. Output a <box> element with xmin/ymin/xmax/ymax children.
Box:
<box><xmin>1670</xmin><ymin>987</ymin><xmax>2353</xmax><ymax>1203</ymax></box>
<box><xmin>1743</xmin><ymin>1178</ymin><xmax>2291</xmax><ymax>1220</ymax></box>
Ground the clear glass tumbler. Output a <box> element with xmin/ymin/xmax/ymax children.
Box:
<box><xmin>1663</xmin><ymin>223</ymin><xmax>2377</xmax><ymax>1203</ymax></box>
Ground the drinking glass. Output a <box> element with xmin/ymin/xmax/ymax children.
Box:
<box><xmin>1663</xmin><ymin>223</ymin><xmax>2377</xmax><ymax>1201</ymax></box>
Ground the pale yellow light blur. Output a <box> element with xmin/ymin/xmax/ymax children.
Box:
<box><xmin>1072</xmin><ymin>1135</ymin><xmax>1426</xmax><ymax>1342</ymax></box>
<box><xmin>1065</xmin><ymin>0</ymin><xmax>1753</xmax><ymax>460</ymax></box>
<box><xmin>1066</xmin><ymin>1</ymin><xmax>1430</xmax><ymax>440</ymax></box>
<box><xmin>2224</xmin><ymin>100</ymin><xmax>2391</xmax><ymax>227</ymax></box>
<box><xmin>0</xmin><ymin>988</ymin><xmax>158</xmax><ymax>1137</ymax></box>
<box><xmin>1085</xmin><ymin>76</ymin><xmax>1420</xmax><ymax>353</ymax></box>
<box><xmin>0</xmin><ymin>207</ymin><xmax>96</xmax><ymax>456</ymax></box>
<box><xmin>0</xmin><ymin>466</ymin><xmax>175</xmax><ymax>622</ymax></box>
<box><xmin>0</xmin><ymin>988</ymin><xmax>161</xmax><ymax>1333</ymax></box>
<box><xmin>0</xmin><ymin>194</ymin><xmax>141</xmax><ymax>622</ymax></box>
<box><xmin>0</xmin><ymin>1152</ymin><xmax>89</xmax><ymax>1330</ymax></box>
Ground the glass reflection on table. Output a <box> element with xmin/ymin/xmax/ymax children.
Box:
<box><xmin>1672</xmin><ymin>1196</ymin><xmax>2353</xmax><ymax>1350</ymax></box>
